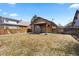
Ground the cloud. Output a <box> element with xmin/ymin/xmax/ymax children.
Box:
<box><xmin>0</xmin><ymin>9</ymin><xmax>2</xmax><ymax>12</ymax></box>
<box><xmin>69</xmin><ymin>4</ymin><xmax>79</xmax><ymax>9</ymax></box>
<box><xmin>7</xmin><ymin>3</ymin><xmax>16</xmax><ymax>6</ymax></box>
<box><xmin>3</xmin><ymin>12</ymin><xmax>8</xmax><ymax>15</ymax></box>
<box><xmin>9</xmin><ymin>13</ymin><xmax>18</xmax><ymax>17</ymax></box>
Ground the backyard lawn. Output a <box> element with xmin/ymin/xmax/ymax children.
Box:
<box><xmin>0</xmin><ymin>33</ymin><xmax>79</xmax><ymax>56</ymax></box>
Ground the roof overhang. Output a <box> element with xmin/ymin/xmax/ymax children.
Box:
<box><xmin>34</xmin><ymin>22</ymin><xmax>46</xmax><ymax>25</ymax></box>
<box><xmin>0</xmin><ymin>23</ymin><xmax>27</xmax><ymax>27</ymax></box>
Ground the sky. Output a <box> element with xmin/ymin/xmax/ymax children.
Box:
<box><xmin>0</xmin><ymin>3</ymin><xmax>79</xmax><ymax>26</ymax></box>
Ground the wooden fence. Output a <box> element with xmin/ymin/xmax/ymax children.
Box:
<box><xmin>0</xmin><ymin>29</ymin><xmax>27</xmax><ymax>35</ymax></box>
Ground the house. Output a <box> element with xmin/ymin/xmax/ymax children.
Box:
<box><xmin>64</xmin><ymin>10</ymin><xmax>79</xmax><ymax>34</ymax></box>
<box><xmin>72</xmin><ymin>10</ymin><xmax>79</xmax><ymax>27</ymax></box>
<box><xmin>57</xmin><ymin>24</ymin><xmax>64</xmax><ymax>33</ymax></box>
<box><xmin>71</xmin><ymin>10</ymin><xmax>79</xmax><ymax>33</ymax></box>
<box><xmin>0</xmin><ymin>16</ymin><xmax>28</xmax><ymax>34</ymax></box>
<box><xmin>0</xmin><ymin>16</ymin><xmax>28</xmax><ymax>29</ymax></box>
<box><xmin>31</xmin><ymin>15</ymin><xmax>57</xmax><ymax>33</ymax></box>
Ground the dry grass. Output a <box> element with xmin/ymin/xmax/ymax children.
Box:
<box><xmin>0</xmin><ymin>33</ymin><xmax>79</xmax><ymax>56</ymax></box>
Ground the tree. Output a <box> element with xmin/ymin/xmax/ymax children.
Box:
<box><xmin>31</xmin><ymin>15</ymin><xmax>37</xmax><ymax>23</ymax></box>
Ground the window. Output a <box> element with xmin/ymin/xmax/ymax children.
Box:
<box><xmin>48</xmin><ymin>25</ymin><xmax>50</xmax><ymax>27</ymax></box>
<box><xmin>17</xmin><ymin>21</ymin><xmax>19</xmax><ymax>24</ymax></box>
<box><xmin>5</xmin><ymin>19</ymin><xmax>9</xmax><ymax>22</ymax></box>
<box><xmin>77</xmin><ymin>14</ymin><xmax>79</xmax><ymax>19</ymax></box>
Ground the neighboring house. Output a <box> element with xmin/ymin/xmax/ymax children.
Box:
<box><xmin>31</xmin><ymin>15</ymin><xmax>57</xmax><ymax>33</ymax></box>
<box><xmin>64</xmin><ymin>10</ymin><xmax>79</xmax><ymax>34</ymax></box>
<box><xmin>0</xmin><ymin>16</ymin><xmax>28</xmax><ymax>29</ymax></box>
<box><xmin>72</xmin><ymin>10</ymin><xmax>79</xmax><ymax>33</ymax></box>
<box><xmin>0</xmin><ymin>16</ymin><xmax>29</xmax><ymax>34</ymax></box>
<box><xmin>64</xmin><ymin>22</ymin><xmax>74</xmax><ymax>34</ymax></box>
<box><xmin>65</xmin><ymin>22</ymin><xmax>73</xmax><ymax>28</ymax></box>
<box><xmin>57</xmin><ymin>24</ymin><xmax>64</xmax><ymax>33</ymax></box>
<box><xmin>72</xmin><ymin>10</ymin><xmax>79</xmax><ymax>28</ymax></box>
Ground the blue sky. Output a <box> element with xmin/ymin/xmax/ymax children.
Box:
<box><xmin>0</xmin><ymin>3</ymin><xmax>78</xmax><ymax>26</ymax></box>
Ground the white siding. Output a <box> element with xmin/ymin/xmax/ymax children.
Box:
<box><xmin>4</xmin><ymin>19</ymin><xmax>17</xmax><ymax>24</ymax></box>
<box><xmin>74</xmin><ymin>19</ymin><xmax>79</xmax><ymax>27</ymax></box>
